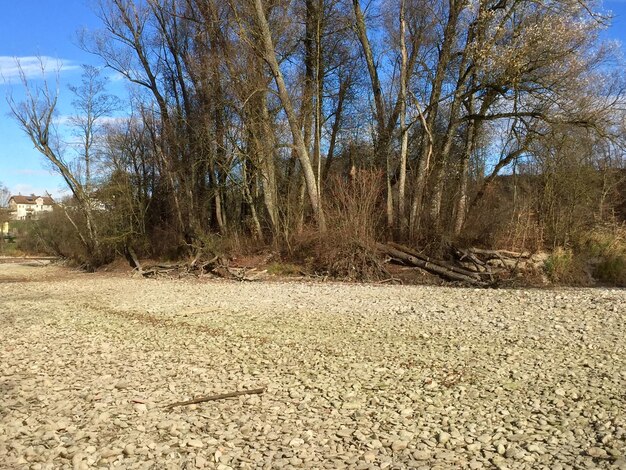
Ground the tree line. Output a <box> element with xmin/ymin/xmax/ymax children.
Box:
<box><xmin>9</xmin><ymin>0</ymin><xmax>626</xmax><ymax>268</ymax></box>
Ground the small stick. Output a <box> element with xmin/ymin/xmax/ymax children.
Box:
<box><xmin>164</xmin><ymin>387</ymin><xmax>266</xmax><ymax>409</ymax></box>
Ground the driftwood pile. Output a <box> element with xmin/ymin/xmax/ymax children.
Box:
<box><xmin>376</xmin><ymin>242</ymin><xmax>535</xmax><ymax>286</ymax></box>
<box><xmin>125</xmin><ymin>244</ymin><xmax>537</xmax><ymax>286</ymax></box>
<box><xmin>125</xmin><ymin>248</ymin><xmax>267</xmax><ymax>281</ymax></box>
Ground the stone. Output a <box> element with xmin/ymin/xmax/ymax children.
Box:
<box><xmin>391</xmin><ymin>440</ymin><xmax>409</xmax><ymax>452</ymax></box>
<box><xmin>369</xmin><ymin>439</ymin><xmax>383</xmax><ymax>449</ymax></box>
<box><xmin>133</xmin><ymin>403</ymin><xmax>148</xmax><ymax>414</ymax></box>
<box><xmin>504</xmin><ymin>447</ymin><xmax>522</xmax><ymax>459</ymax></box>
<box><xmin>467</xmin><ymin>443</ymin><xmax>481</xmax><ymax>452</ymax></box>
<box><xmin>337</xmin><ymin>428</ymin><xmax>353</xmax><ymax>438</ymax></box>
<box><xmin>5</xmin><ymin>262</ymin><xmax>626</xmax><ymax>470</ymax></box>
<box><xmin>527</xmin><ymin>444</ymin><xmax>545</xmax><ymax>454</ymax></box>
<box><xmin>363</xmin><ymin>452</ymin><xmax>376</xmax><ymax>463</ymax></box>
<box><xmin>289</xmin><ymin>438</ymin><xmax>304</xmax><ymax>447</ymax></box>
<box><xmin>491</xmin><ymin>455</ymin><xmax>509</xmax><ymax>470</ymax></box>
<box><xmin>100</xmin><ymin>448</ymin><xmax>123</xmax><ymax>458</ymax></box>
<box><xmin>413</xmin><ymin>450</ymin><xmax>431</xmax><ymax>460</ymax></box>
<box><xmin>586</xmin><ymin>447</ymin><xmax>607</xmax><ymax>458</ymax></box>
<box><xmin>187</xmin><ymin>440</ymin><xmax>204</xmax><ymax>449</ymax></box>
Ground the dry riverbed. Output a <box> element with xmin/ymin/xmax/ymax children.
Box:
<box><xmin>0</xmin><ymin>262</ymin><xmax>625</xmax><ymax>469</ymax></box>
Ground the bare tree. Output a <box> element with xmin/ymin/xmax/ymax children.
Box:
<box><xmin>8</xmin><ymin>60</ymin><xmax>116</xmax><ymax>267</ymax></box>
<box><xmin>251</xmin><ymin>0</ymin><xmax>326</xmax><ymax>231</ymax></box>
<box><xmin>68</xmin><ymin>65</ymin><xmax>121</xmax><ymax>191</ymax></box>
<box><xmin>16</xmin><ymin>0</ymin><xmax>619</xmax><ymax>266</ymax></box>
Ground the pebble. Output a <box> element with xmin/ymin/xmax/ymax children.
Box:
<box><xmin>467</xmin><ymin>443</ymin><xmax>481</xmax><ymax>452</ymax></box>
<box><xmin>363</xmin><ymin>452</ymin><xmax>376</xmax><ymax>463</ymax></box>
<box><xmin>587</xmin><ymin>447</ymin><xmax>608</xmax><ymax>458</ymax></box>
<box><xmin>527</xmin><ymin>444</ymin><xmax>545</xmax><ymax>454</ymax></box>
<box><xmin>391</xmin><ymin>440</ymin><xmax>409</xmax><ymax>452</ymax></box>
<box><xmin>289</xmin><ymin>438</ymin><xmax>304</xmax><ymax>447</ymax></box>
<box><xmin>413</xmin><ymin>450</ymin><xmax>431</xmax><ymax>460</ymax></box>
<box><xmin>195</xmin><ymin>455</ymin><xmax>207</xmax><ymax>468</ymax></box>
<box><xmin>1</xmin><ymin>264</ymin><xmax>625</xmax><ymax>469</ymax></box>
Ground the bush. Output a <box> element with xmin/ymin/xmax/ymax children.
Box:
<box><xmin>594</xmin><ymin>255</ymin><xmax>626</xmax><ymax>286</ymax></box>
<box><xmin>266</xmin><ymin>262</ymin><xmax>302</xmax><ymax>276</ymax></box>
<box><xmin>544</xmin><ymin>247</ymin><xmax>589</xmax><ymax>285</ymax></box>
<box><xmin>543</xmin><ymin>224</ymin><xmax>626</xmax><ymax>286</ymax></box>
<box><xmin>288</xmin><ymin>170</ymin><xmax>388</xmax><ymax>281</ymax></box>
<box><xmin>583</xmin><ymin>223</ymin><xmax>626</xmax><ymax>286</ymax></box>
<box><xmin>11</xmin><ymin>209</ymin><xmax>116</xmax><ymax>269</ymax></box>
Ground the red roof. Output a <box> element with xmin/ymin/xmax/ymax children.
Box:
<box><xmin>10</xmin><ymin>195</ymin><xmax>55</xmax><ymax>205</ymax></box>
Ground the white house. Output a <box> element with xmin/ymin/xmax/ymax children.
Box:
<box><xmin>8</xmin><ymin>195</ymin><xmax>55</xmax><ymax>220</ymax></box>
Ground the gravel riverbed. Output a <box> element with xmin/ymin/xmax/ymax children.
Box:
<box><xmin>0</xmin><ymin>263</ymin><xmax>625</xmax><ymax>469</ymax></box>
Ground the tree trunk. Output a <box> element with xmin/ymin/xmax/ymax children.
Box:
<box><xmin>410</xmin><ymin>0</ymin><xmax>460</xmax><ymax>235</ymax></box>
<box><xmin>453</xmin><ymin>118</ymin><xmax>476</xmax><ymax>236</ymax></box>
<box><xmin>253</xmin><ymin>0</ymin><xmax>325</xmax><ymax>231</ymax></box>
<box><xmin>323</xmin><ymin>75</ymin><xmax>349</xmax><ymax>182</ymax></box>
<box><xmin>353</xmin><ymin>0</ymin><xmax>394</xmax><ymax>229</ymax></box>
<box><xmin>398</xmin><ymin>0</ymin><xmax>409</xmax><ymax>237</ymax></box>
<box><xmin>258</xmin><ymin>90</ymin><xmax>280</xmax><ymax>237</ymax></box>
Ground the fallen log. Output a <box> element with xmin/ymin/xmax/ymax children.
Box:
<box><xmin>452</xmin><ymin>247</ymin><xmax>490</xmax><ymax>273</ymax></box>
<box><xmin>387</xmin><ymin>242</ymin><xmax>487</xmax><ymax>280</ymax></box>
<box><xmin>376</xmin><ymin>243</ymin><xmax>486</xmax><ymax>285</ymax></box>
<box><xmin>164</xmin><ymin>387</ymin><xmax>266</xmax><ymax>409</ymax></box>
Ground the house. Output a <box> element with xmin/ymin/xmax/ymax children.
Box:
<box><xmin>8</xmin><ymin>195</ymin><xmax>55</xmax><ymax>220</ymax></box>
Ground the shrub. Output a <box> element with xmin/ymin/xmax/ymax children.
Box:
<box><xmin>288</xmin><ymin>170</ymin><xmax>388</xmax><ymax>281</ymax></box>
<box><xmin>583</xmin><ymin>223</ymin><xmax>626</xmax><ymax>286</ymax></box>
<box><xmin>544</xmin><ymin>247</ymin><xmax>589</xmax><ymax>285</ymax></box>
<box><xmin>594</xmin><ymin>255</ymin><xmax>626</xmax><ymax>286</ymax></box>
<box><xmin>543</xmin><ymin>224</ymin><xmax>626</xmax><ymax>286</ymax></box>
<box><xmin>266</xmin><ymin>262</ymin><xmax>302</xmax><ymax>276</ymax></box>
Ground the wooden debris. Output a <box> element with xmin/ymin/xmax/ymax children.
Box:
<box><xmin>377</xmin><ymin>242</ymin><xmax>537</xmax><ymax>286</ymax></box>
<box><xmin>131</xmin><ymin>252</ymin><xmax>268</xmax><ymax>281</ymax></box>
<box><xmin>377</xmin><ymin>243</ymin><xmax>486</xmax><ymax>285</ymax></box>
<box><xmin>164</xmin><ymin>387</ymin><xmax>266</xmax><ymax>409</ymax></box>
<box><xmin>387</xmin><ymin>242</ymin><xmax>487</xmax><ymax>280</ymax></box>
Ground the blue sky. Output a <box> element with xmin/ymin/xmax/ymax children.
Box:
<box><xmin>603</xmin><ymin>0</ymin><xmax>626</xmax><ymax>52</ymax></box>
<box><xmin>0</xmin><ymin>0</ymin><xmax>123</xmax><ymax>199</ymax></box>
<box><xmin>1</xmin><ymin>0</ymin><xmax>625</xmax><ymax>200</ymax></box>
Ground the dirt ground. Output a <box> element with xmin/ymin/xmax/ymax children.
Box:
<box><xmin>1</xmin><ymin>261</ymin><xmax>625</xmax><ymax>469</ymax></box>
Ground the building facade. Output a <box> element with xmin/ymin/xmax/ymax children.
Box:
<box><xmin>8</xmin><ymin>195</ymin><xmax>55</xmax><ymax>220</ymax></box>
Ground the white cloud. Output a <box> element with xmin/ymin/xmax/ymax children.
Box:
<box><xmin>0</xmin><ymin>56</ymin><xmax>80</xmax><ymax>84</ymax></box>
<box><xmin>107</xmin><ymin>70</ymin><xmax>127</xmax><ymax>82</ymax></box>
<box><xmin>52</xmin><ymin>115</ymin><xmax>72</xmax><ymax>126</ymax></box>
<box><xmin>52</xmin><ymin>115</ymin><xmax>130</xmax><ymax>131</ymax></box>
